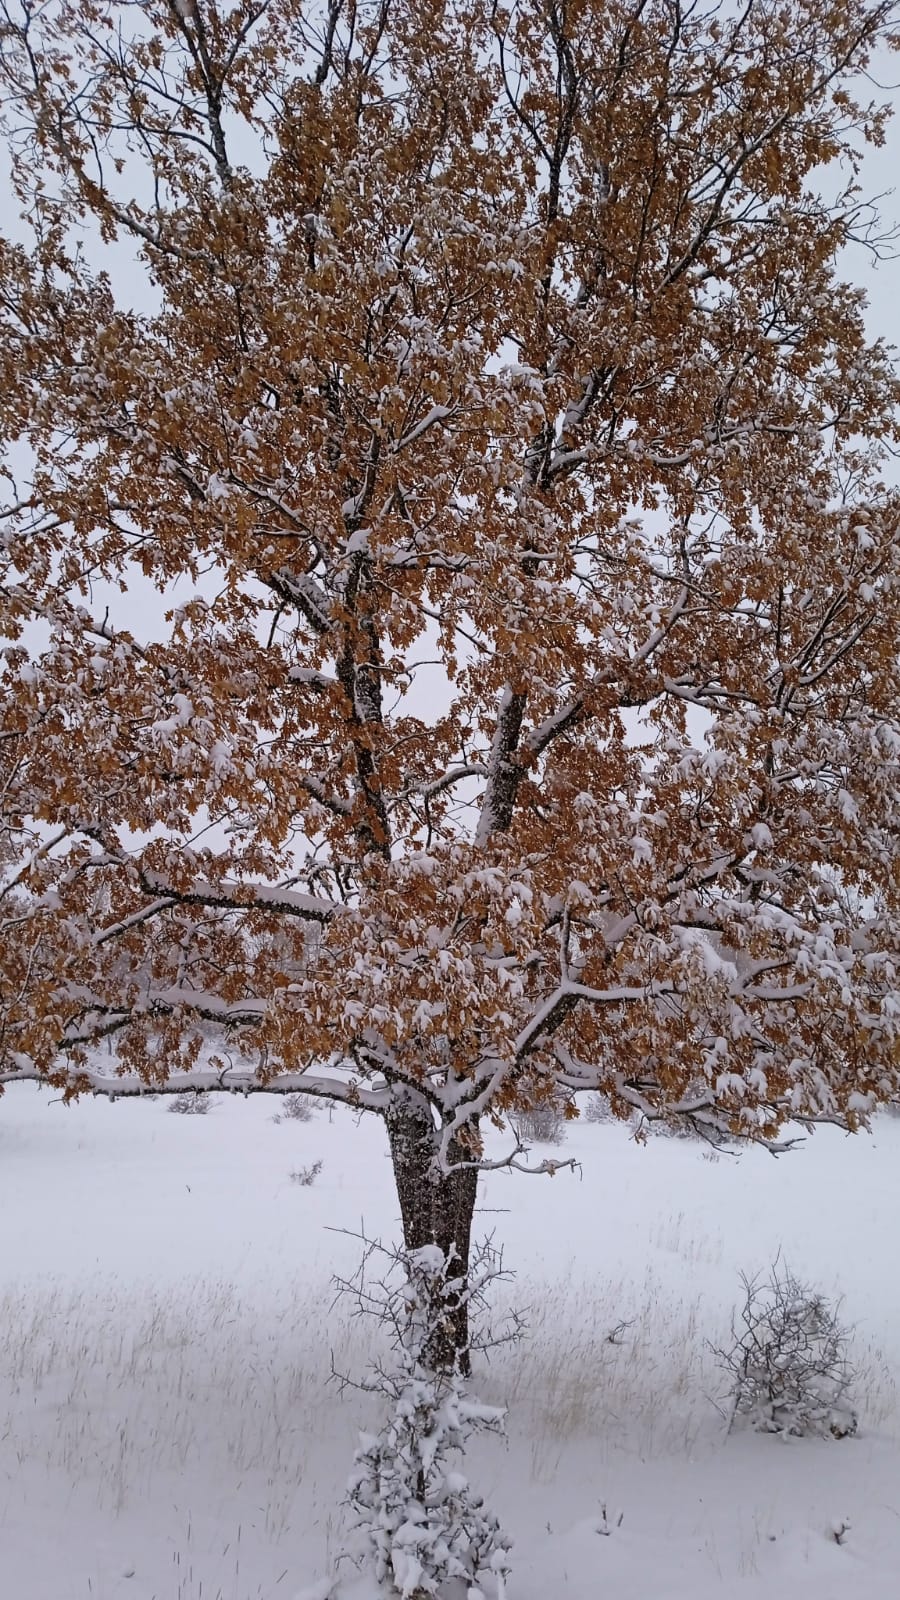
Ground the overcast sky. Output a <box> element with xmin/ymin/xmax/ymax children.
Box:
<box><xmin>843</xmin><ymin>44</ymin><xmax>900</xmax><ymax>388</ymax></box>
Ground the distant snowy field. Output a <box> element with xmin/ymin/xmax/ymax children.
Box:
<box><xmin>2</xmin><ymin>1085</ymin><xmax>899</xmax><ymax>1600</ymax></box>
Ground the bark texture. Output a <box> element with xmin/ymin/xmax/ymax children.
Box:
<box><xmin>386</xmin><ymin>1098</ymin><xmax>479</xmax><ymax>1375</ymax></box>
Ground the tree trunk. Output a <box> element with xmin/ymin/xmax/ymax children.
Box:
<box><xmin>385</xmin><ymin>1096</ymin><xmax>479</xmax><ymax>1375</ymax></box>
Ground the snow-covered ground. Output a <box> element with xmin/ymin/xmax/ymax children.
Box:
<box><xmin>1</xmin><ymin>1085</ymin><xmax>899</xmax><ymax>1600</ymax></box>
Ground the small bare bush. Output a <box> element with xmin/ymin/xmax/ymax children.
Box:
<box><xmin>290</xmin><ymin>1160</ymin><xmax>323</xmax><ymax>1187</ymax></box>
<box><xmin>714</xmin><ymin>1261</ymin><xmax>857</xmax><ymax>1439</ymax></box>
<box><xmin>167</xmin><ymin>1091</ymin><xmax>212</xmax><ymax>1115</ymax></box>
<box><xmin>272</xmin><ymin>1092</ymin><xmax>316</xmax><ymax>1125</ymax></box>
<box><xmin>582</xmin><ymin>1094</ymin><xmax>614</xmax><ymax>1124</ymax></box>
<box><xmin>645</xmin><ymin>1114</ymin><xmax>703</xmax><ymax>1140</ymax></box>
<box><xmin>513</xmin><ymin>1100</ymin><xmax>567</xmax><ymax>1145</ymax></box>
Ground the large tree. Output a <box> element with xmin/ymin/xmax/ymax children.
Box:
<box><xmin>2</xmin><ymin>0</ymin><xmax>900</xmax><ymax>1362</ymax></box>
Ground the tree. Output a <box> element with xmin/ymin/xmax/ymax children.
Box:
<box><xmin>2</xmin><ymin>0</ymin><xmax>900</xmax><ymax>1367</ymax></box>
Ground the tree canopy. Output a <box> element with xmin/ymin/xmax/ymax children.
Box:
<box><xmin>1</xmin><ymin>0</ymin><xmax>900</xmax><ymax>1158</ymax></box>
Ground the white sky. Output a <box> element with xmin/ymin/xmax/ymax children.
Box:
<box><xmin>842</xmin><ymin>45</ymin><xmax>900</xmax><ymax>401</ymax></box>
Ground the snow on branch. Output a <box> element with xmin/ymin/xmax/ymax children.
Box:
<box><xmin>138</xmin><ymin>869</ymin><xmax>339</xmax><ymax>923</ymax></box>
<box><xmin>0</xmin><ymin>1058</ymin><xmax>390</xmax><ymax>1113</ymax></box>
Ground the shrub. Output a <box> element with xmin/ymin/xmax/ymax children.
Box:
<box><xmin>582</xmin><ymin>1094</ymin><xmax>614</xmax><ymax>1124</ymax></box>
<box><xmin>290</xmin><ymin>1160</ymin><xmax>323</xmax><ymax>1187</ymax></box>
<box><xmin>272</xmin><ymin>1092</ymin><xmax>316</xmax><ymax>1124</ymax></box>
<box><xmin>337</xmin><ymin>1238</ymin><xmax>516</xmax><ymax>1599</ymax></box>
<box><xmin>713</xmin><ymin>1261</ymin><xmax>857</xmax><ymax>1439</ymax></box>
<box><xmin>513</xmin><ymin>1100</ymin><xmax>567</xmax><ymax>1146</ymax></box>
<box><xmin>167</xmin><ymin>1090</ymin><xmax>212</xmax><ymax>1115</ymax></box>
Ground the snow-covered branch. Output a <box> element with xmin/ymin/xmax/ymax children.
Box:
<box><xmin>138</xmin><ymin>870</ymin><xmax>339</xmax><ymax>923</ymax></box>
<box><xmin>0</xmin><ymin>1058</ymin><xmax>390</xmax><ymax>1114</ymax></box>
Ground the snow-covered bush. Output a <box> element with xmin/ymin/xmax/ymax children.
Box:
<box><xmin>582</xmin><ymin>1094</ymin><xmax>615</xmax><ymax>1124</ymax></box>
<box><xmin>167</xmin><ymin>1090</ymin><xmax>212</xmax><ymax>1115</ymax></box>
<box><xmin>336</xmin><ymin>1238</ymin><xmax>517</xmax><ymax>1599</ymax></box>
<box><xmin>272</xmin><ymin>1092</ymin><xmax>316</xmax><ymax>1124</ymax></box>
<box><xmin>644</xmin><ymin>1113</ymin><xmax>704</xmax><ymax>1140</ymax></box>
<box><xmin>513</xmin><ymin>1099</ymin><xmax>567</xmax><ymax>1145</ymax></box>
<box><xmin>714</xmin><ymin>1262</ymin><xmax>857</xmax><ymax>1439</ymax></box>
<box><xmin>290</xmin><ymin>1160</ymin><xmax>323</xmax><ymax>1187</ymax></box>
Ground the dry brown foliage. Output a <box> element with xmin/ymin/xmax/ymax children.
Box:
<box><xmin>1</xmin><ymin>0</ymin><xmax>900</xmax><ymax>1157</ymax></box>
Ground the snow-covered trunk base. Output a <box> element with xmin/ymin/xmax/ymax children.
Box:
<box><xmin>386</xmin><ymin>1102</ymin><xmax>478</xmax><ymax>1377</ymax></box>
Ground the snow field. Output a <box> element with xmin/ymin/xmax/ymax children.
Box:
<box><xmin>1</xmin><ymin>1087</ymin><xmax>900</xmax><ymax>1598</ymax></box>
